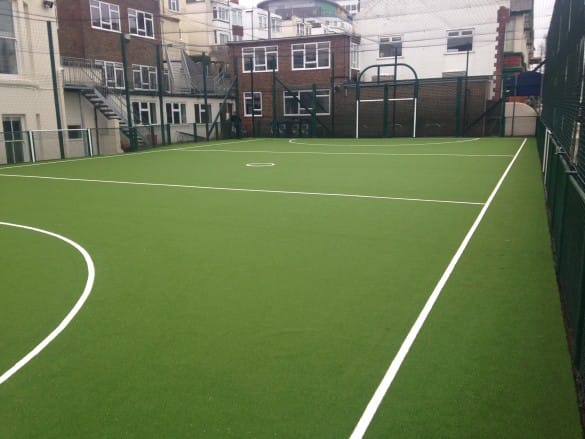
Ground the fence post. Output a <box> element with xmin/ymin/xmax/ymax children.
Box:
<box><xmin>455</xmin><ymin>77</ymin><xmax>462</xmax><ymax>137</ymax></box>
<box><xmin>311</xmin><ymin>84</ymin><xmax>317</xmax><ymax>137</ymax></box>
<box><xmin>47</xmin><ymin>21</ymin><xmax>64</xmax><ymax>159</ymax></box>
<box><xmin>383</xmin><ymin>84</ymin><xmax>389</xmax><ymax>138</ymax></box>
<box><xmin>193</xmin><ymin>123</ymin><xmax>198</xmax><ymax>142</ymax></box>
<box><xmin>202</xmin><ymin>52</ymin><xmax>210</xmax><ymax>141</ymax></box>
<box><xmin>166</xmin><ymin>124</ymin><xmax>171</xmax><ymax>144</ymax></box>
<box><xmin>156</xmin><ymin>44</ymin><xmax>166</xmax><ymax>146</ymax></box>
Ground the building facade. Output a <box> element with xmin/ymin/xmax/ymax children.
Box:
<box><xmin>228</xmin><ymin>33</ymin><xmax>359</xmax><ymax>136</ymax></box>
<box><xmin>354</xmin><ymin>0</ymin><xmax>534</xmax><ymax>99</ymax></box>
<box><xmin>0</xmin><ymin>0</ymin><xmax>67</xmax><ymax>164</ymax></box>
<box><xmin>54</xmin><ymin>0</ymin><xmax>234</xmax><ymax>153</ymax></box>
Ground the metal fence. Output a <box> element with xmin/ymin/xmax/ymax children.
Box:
<box><xmin>536</xmin><ymin>0</ymin><xmax>585</xmax><ymax>412</ymax></box>
<box><xmin>0</xmin><ymin>124</ymin><xmax>238</xmax><ymax>166</ymax></box>
<box><xmin>238</xmin><ymin>72</ymin><xmax>538</xmax><ymax>139</ymax></box>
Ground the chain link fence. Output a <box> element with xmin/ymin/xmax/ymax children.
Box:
<box><xmin>536</xmin><ymin>0</ymin><xmax>585</xmax><ymax>417</ymax></box>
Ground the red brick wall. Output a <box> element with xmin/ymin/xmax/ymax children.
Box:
<box><xmin>57</xmin><ymin>0</ymin><xmax>161</xmax><ymax>66</ymax></box>
<box><xmin>228</xmin><ymin>34</ymin><xmax>357</xmax><ymax>133</ymax></box>
<box><xmin>493</xmin><ymin>6</ymin><xmax>510</xmax><ymax>98</ymax></box>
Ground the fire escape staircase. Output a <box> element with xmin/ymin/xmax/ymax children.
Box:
<box><xmin>62</xmin><ymin>58</ymin><xmax>146</xmax><ymax>147</ymax></box>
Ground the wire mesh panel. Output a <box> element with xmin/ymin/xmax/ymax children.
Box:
<box><xmin>30</xmin><ymin>129</ymin><xmax>92</xmax><ymax>162</ymax></box>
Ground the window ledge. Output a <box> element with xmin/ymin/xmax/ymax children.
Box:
<box><xmin>444</xmin><ymin>50</ymin><xmax>475</xmax><ymax>55</ymax></box>
<box><xmin>0</xmin><ymin>77</ymin><xmax>41</xmax><ymax>89</ymax></box>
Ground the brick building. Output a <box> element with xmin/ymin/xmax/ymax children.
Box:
<box><xmin>228</xmin><ymin>33</ymin><xmax>359</xmax><ymax>135</ymax></box>
<box><xmin>55</xmin><ymin>0</ymin><xmax>233</xmax><ymax>152</ymax></box>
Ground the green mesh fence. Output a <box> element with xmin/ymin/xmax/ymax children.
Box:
<box><xmin>537</xmin><ymin>0</ymin><xmax>585</xmax><ymax>403</ymax></box>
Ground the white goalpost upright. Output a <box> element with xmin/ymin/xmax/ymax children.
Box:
<box><xmin>28</xmin><ymin>128</ymin><xmax>93</xmax><ymax>163</ymax></box>
<box><xmin>355</xmin><ymin>63</ymin><xmax>419</xmax><ymax>139</ymax></box>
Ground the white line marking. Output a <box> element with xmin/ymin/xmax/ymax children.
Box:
<box><xmin>349</xmin><ymin>138</ymin><xmax>528</xmax><ymax>439</ymax></box>
<box><xmin>176</xmin><ymin>149</ymin><xmax>512</xmax><ymax>158</ymax></box>
<box><xmin>179</xmin><ymin>138</ymin><xmax>261</xmax><ymax>150</ymax></box>
<box><xmin>246</xmin><ymin>162</ymin><xmax>276</xmax><ymax>167</ymax></box>
<box><xmin>288</xmin><ymin>138</ymin><xmax>481</xmax><ymax>148</ymax></box>
<box><xmin>0</xmin><ymin>139</ymin><xmax>260</xmax><ymax>171</ymax></box>
<box><xmin>0</xmin><ymin>222</ymin><xmax>95</xmax><ymax>385</ymax></box>
<box><xmin>0</xmin><ymin>174</ymin><xmax>484</xmax><ymax>206</ymax></box>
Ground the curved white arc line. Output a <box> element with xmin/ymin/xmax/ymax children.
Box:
<box><xmin>0</xmin><ymin>222</ymin><xmax>95</xmax><ymax>385</ymax></box>
<box><xmin>288</xmin><ymin>138</ymin><xmax>481</xmax><ymax>148</ymax></box>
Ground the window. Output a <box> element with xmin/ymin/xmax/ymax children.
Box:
<box><xmin>350</xmin><ymin>42</ymin><xmax>359</xmax><ymax>69</ymax></box>
<box><xmin>271</xmin><ymin>17</ymin><xmax>282</xmax><ymax>33</ymax></box>
<box><xmin>296</xmin><ymin>23</ymin><xmax>311</xmax><ymax>36</ymax></box>
<box><xmin>0</xmin><ymin>0</ymin><xmax>17</xmax><ymax>74</ymax></box>
<box><xmin>213</xmin><ymin>6</ymin><xmax>229</xmax><ymax>22</ymax></box>
<box><xmin>129</xmin><ymin>9</ymin><xmax>154</xmax><ymax>38</ymax></box>
<box><xmin>89</xmin><ymin>0</ymin><xmax>120</xmax><ymax>32</ymax></box>
<box><xmin>284</xmin><ymin>89</ymin><xmax>330</xmax><ymax>116</ymax></box>
<box><xmin>3</xmin><ymin>116</ymin><xmax>25</xmax><ymax>164</ymax></box>
<box><xmin>67</xmin><ymin>125</ymin><xmax>83</xmax><ymax>139</ymax></box>
<box><xmin>379</xmin><ymin>35</ymin><xmax>402</xmax><ymax>58</ymax></box>
<box><xmin>243</xmin><ymin>92</ymin><xmax>262</xmax><ymax>116</ymax></box>
<box><xmin>215</xmin><ymin>31</ymin><xmax>229</xmax><ymax>45</ymax></box>
<box><xmin>292</xmin><ymin>42</ymin><xmax>330</xmax><ymax>70</ymax></box>
<box><xmin>242</xmin><ymin>46</ymin><xmax>278</xmax><ymax>72</ymax></box>
<box><xmin>132</xmin><ymin>65</ymin><xmax>157</xmax><ymax>90</ymax></box>
<box><xmin>258</xmin><ymin>15</ymin><xmax>268</xmax><ymax>30</ymax></box>
<box><xmin>194</xmin><ymin>103</ymin><xmax>211</xmax><ymax>123</ymax></box>
<box><xmin>447</xmin><ymin>29</ymin><xmax>473</xmax><ymax>52</ymax></box>
<box><xmin>132</xmin><ymin>102</ymin><xmax>157</xmax><ymax>125</ymax></box>
<box><xmin>168</xmin><ymin>0</ymin><xmax>179</xmax><ymax>12</ymax></box>
<box><xmin>232</xmin><ymin>10</ymin><xmax>243</xmax><ymax>26</ymax></box>
<box><xmin>166</xmin><ymin>103</ymin><xmax>186</xmax><ymax>124</ymax></box>
<box><xmin>99</xmin><ymin>60</ymin><xmax>125</xmax><ymax>88</ymax></box>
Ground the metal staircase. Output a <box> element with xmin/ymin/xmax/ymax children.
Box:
<box><xmin>164</xmin><ymin>45</ymin><xmax>193</xmax><ymax>94</ymax></box>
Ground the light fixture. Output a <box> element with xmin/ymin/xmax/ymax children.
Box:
<box><xmin>43</xmin><ymin>0</ymin><xmax>54</xmax><ymax>8</ymax></box>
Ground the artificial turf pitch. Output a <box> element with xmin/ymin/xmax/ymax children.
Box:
<box><xmin>0</xmin><ymin>137</ymin><xmax>581</xmax><ymax>437</ymax></box>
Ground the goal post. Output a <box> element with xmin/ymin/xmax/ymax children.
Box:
<box><xmin>355</xmin><ymin>63</ymin><xmax>419</xmax><ymax>139</ymax></box>
<box><xmin>29</xmin><ymin>128</ymin><xmax>93</xmax><ymax>163</ymax></box>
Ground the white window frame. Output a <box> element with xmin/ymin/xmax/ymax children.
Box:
<box><xmin>89</xmin><ymin>0</ymin><xmax>120</xmax><ymax>32</ymax></box>
<box><xmin>128</xmin><ymin>8</ymin><xmax>155</xmax><ymax>39</ymax></box>
<box><xmin>284</xmin><ymin>89</ymin><xmax>330</xmax><ymax>116</ymax></box>
<box><xmin>379</xmin><ymin>35</ymin><xmax>402</xmax><ymax>58</ymax></box>
<box><xmin>447</xmin><ymin>29</ymin><xmax>473</xmax><ymax>53</ymax></box>
<box><xmin>242</xmin><ymin>46</ymin><xmax>278</xmax><ymax>72</ymax></box>
<box><xmin>232</xmin><ymin>9</ymin><xmax>243</xmax><ymax>26</ymax></box>
<box><xmin>292</xmin><ymin>42</ymin><xmax>330</xmax><ymax>70</ymax></box>
<box><xmin>132</xmin><ymin>64</ymin><xmax>157</xmax><ymax>90</ymax></box>
<box><xmin>212</xmin><ymin>5</ymin><xmax>230</xmax><ymax>22</ymax></box>
<box><xmin>0</xmin><ymin>0</ymin><xmax>18</xmax><ymax>75</ymax></box>
<box><xmin>258</xmin><ymin>14</ymin><xmax>268</xmax><ymax>30</ymax></box>
<box><xmin>350</xmin><ymin>42</ymin><xmax>359</xmax><ymax>69</ymax></box>
<box><xmin>243</xmin><ymin>92</ymin><xmax>262</xmax><ymax>117</ymax></box>
<box><xmin>215</xmin><ymin>31</ymin><xmax>229</xmax><ymax>45</ymax></box>
<box><xmin>271</xmin><ymin>17</ymin><xmax>282</xmax><ymax>33</ymax></box>
<box><xmin>132</xmin><ymin>101</ymin><xmax>157</xmax><ymax>126</ymax></box>
<box><xmin>168</xmin><ymin>0</ymin><xmax>179</xmax><ymax>12</ymax></box>
<box><xmin>166</xmin><ymin>102</ymin><xmax>187</xmax><ymax>124</ymax></box>
<box><xmin>194</xmin><ymin>103</ymin><xmax>211</xmax><ymax>123</ymax></box>
<box><xmin>98</xmin><ymin>60</ymin><xmax>125</xmax><ymax>89</ymax></box>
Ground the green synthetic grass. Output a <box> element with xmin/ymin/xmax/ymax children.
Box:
<box><xmin>0</xmin><ymin>137</ymin><xmax>581</xmax><ymax>438</ymax></box>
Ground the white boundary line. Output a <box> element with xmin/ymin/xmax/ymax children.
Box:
<box><xmin>349</xmin><ymin>138</ymin><xmax>528</xmax><ymax>439</ymax></box>
<box><xmin>288</xmin><ymin>138</ymin><xmax>481</xmax><ymax>148</ymax></box>
<box><xmin>0</xmin><ymin>222</ymin><xmax>96</xmax><ymax>385</ymax></box>
<box><xmin>0</xmin><ymin>139</ymin><xmax>261</xmax><ymax>171</ymax></box>
<box><xmin>0</xmin><ymin>174</ymin><xmax>485</xmax><ymax>206</ymax></box>
<box><xmin>175</xmin><ymin>149</ymin><xmax>513</xmax><ymax>158</ymax></box>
